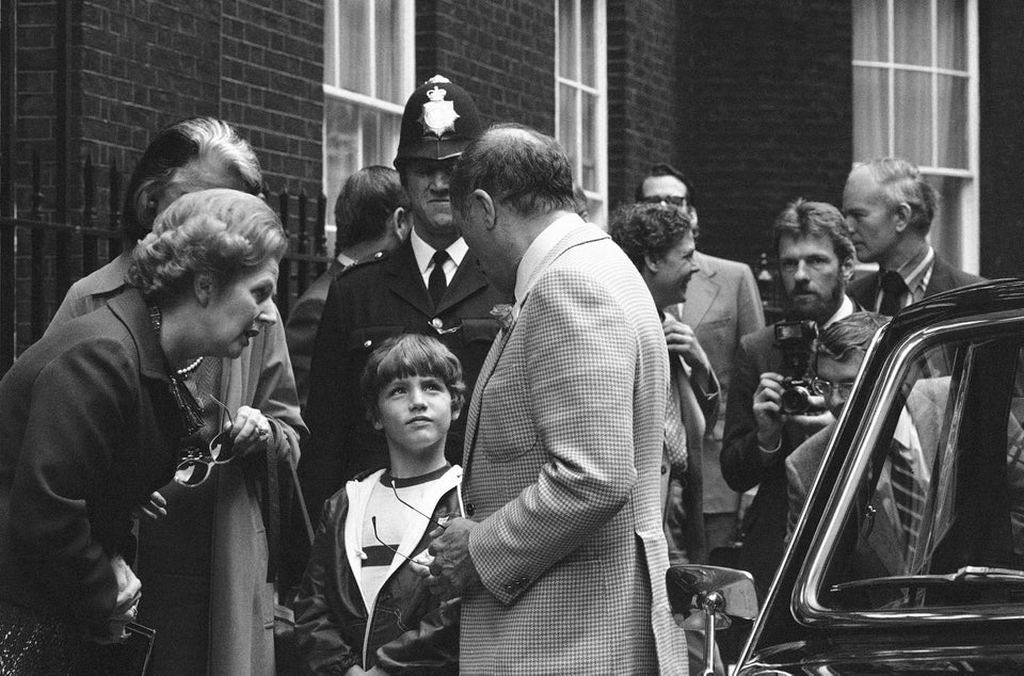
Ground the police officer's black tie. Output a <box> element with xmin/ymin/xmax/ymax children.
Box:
<box><xmin>429</xmin><ymin>249</ymin><xmax>449</xmax><ymax>307</ymax></box>
<box><xmin>878</xmin><ymin>270</ymin><xmax>907</xmax><ymax>317</ymax></box>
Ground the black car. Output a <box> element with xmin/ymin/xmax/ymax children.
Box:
<box><xmin>672</xmin><ymin>280</ymin><xmax>1024</xmax><ymax>674</ymax></box>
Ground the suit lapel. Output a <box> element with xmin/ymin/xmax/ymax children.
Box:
<box><xmin>680</xmin><ymin>259</ymin><xmax>721</xmax><ymax>328</ymax></box>
<box><xmin>437</xmin><ymin>251</ymin><xmax>489</xmax><ymax>314</ymax></box>
<box><xmin>386</xmin><ymin>240</ymin><xmax>433</xmax><ymax>316</ymax></box>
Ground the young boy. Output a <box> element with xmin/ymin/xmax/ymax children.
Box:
<box><xmin>293</xmin><ymin>334</ymin><xmax>465</xmax><ymax>674</ymax></box>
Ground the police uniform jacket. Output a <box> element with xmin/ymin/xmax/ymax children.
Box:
<box><xmin>301</xmin><ymin>238</ymin><xmax>506</xmax><ymax>517</ymax></box>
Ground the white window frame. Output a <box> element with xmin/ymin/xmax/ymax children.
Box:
<box><xmin>555</xmin><ymin>0</ymin><xmax>608</xmax><ymax>227</ymax></box>
<box><xmin>322</xmin><ymin>0</ymin><xmax>414</xmax><ymax>232</ymax></box>
<box><xmin>852</xmin><ymin>0</ymin><xmax>979</xmax><ymax>273</ymax></box>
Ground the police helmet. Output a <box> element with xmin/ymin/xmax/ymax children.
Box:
<box><xmin>394</xmin><ymin>75</ymin><xmax>482</xmax><ymax>167</ymax></box>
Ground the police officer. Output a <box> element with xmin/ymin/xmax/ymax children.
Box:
<box><xmin>299</xmin><ymin>75</ymin><xmax>508</xmax><ymax>521</ymax></box>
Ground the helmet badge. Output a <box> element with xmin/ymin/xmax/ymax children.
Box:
<box><xmin>419</xmin><ymin>83</ymin><xmax>460</xmax><ymax>138</ymax></box>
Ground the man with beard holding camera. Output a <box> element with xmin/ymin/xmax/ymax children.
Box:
<box><xmin>721</xmin><ymin>199</ymin><xmax>858</xmax><ymax>598</ymax></box>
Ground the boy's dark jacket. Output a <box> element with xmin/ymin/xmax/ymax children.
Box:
<box><xmin>293</xmin><ymin>466</ymin><xmax>462</xmax><ymax>674</ymax></box>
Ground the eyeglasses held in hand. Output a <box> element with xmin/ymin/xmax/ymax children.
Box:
<box><xmin>173</xmin><ymin>394</ymin><xmax>236</xmax><ymax>488</ymax></box>
<box><xmin>368</xmin><ymin>479</ymin><xmax>454</xmax><ymax>565</ymax></box>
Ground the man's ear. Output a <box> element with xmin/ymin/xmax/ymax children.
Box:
<box><xmin>388</xmin><ymin>207</ymin><xmax>411</xmax><ymax>243</ymax></box>
<box><xmin>193</xmin><ymin>273</ymin><xmax>215</xmax><ymax>307</ymax></box>
<box><xmin>471</xmin><ymin>189</ymin><xmax>497</xmax><ymax>231</ymax></box>
<box><xmin>892</xmin><ymin>202</ymin><xmax>912</xmax><ymax>233</ymax></box>
<box><xmin>643</xmin><ymin>253</ymin><xmax>660</xmax><ymax>276</ymax></box>
<box><xmin>840</xmin><ymin>255</ymin><xmax>856</xmax><ymax>283</ymax></box>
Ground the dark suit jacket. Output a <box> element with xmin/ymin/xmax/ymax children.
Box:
<box><xmin>848</xmin><ymin>253</ymin><xmax>985</xmax><ymax>312</ymax></box>
<box><xmin>285</xmin><ymin>259</ymin><xmax>349</xmax><ymax>409</ymax></box>
<box><xmin>721</xmin><ymin>321</ymin><xmax>833</xmax><ymax>597</ymax></box>
<box><xmin>300</xmin><ymin>238</ymin><xmax>508</xmax><ymax>518</ymax></box>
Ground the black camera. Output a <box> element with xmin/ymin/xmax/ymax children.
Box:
<box><xmin>774</xmin><ymin>320</ymin><xmax>819</xmax><ymax>414</ymax></box>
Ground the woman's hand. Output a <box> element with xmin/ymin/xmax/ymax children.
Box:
<box><xmin>131</xmin><ymin>491</ymin><xmax>167</xmax><ymax>521</ymax></box>
<box><xmin>93</xmin><ymin>555</ymin><xmax>141</xmax><ymax>644</ymax></box>
<box><xmin>223</xmin><ymin>404</ymin><xmax>274</xmax><ymax>458</ymax></box>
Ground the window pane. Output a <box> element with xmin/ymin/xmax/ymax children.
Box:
<box><xmin>375</xmin><ymin>0</ymin><xmax>405</xmax><ymax>101</ymax></box>
<box><xmin>580</xmin><ymin>0</ymin><xmax>595</xmax><ymax>87</ymax></box>
<box><xmin>581</xmin><ymin>92</ymin><xmax>596</xmax><ymax>190</ymax></box>
<box><xmin>925</xmin><ymin>174</ymin><xmax>963</xmax><ymax>266</ymax></box>
<box><xmin>340</xmin><ymin>0</ymin><xmax>370</xmax><ymax>94</ymax></box>
<box><xmin>936</xmin><ymin>75</ymin><xmax>968</xmax><ymax>168</ymax></box>
<box><xmin>853</xmin><ymin>66</ymin><xmax>889</xmax><ymax>160</ymax></box>
<box><xmin>558</xmin><ymin>83</ymin><xmax>578</xmax><ymax>174</ymax></box>
<box><xmin>324</xmin><ymin>1</ymin><xmax>338</xmax><ymax>86</ymax></box>
<box><xmin>853</xmin><ymin>0</ymin><xmax>888</xmax><ymax>61</ymax></box>
<box><xmin>362</xmin><ymin>108</ymin><xmax>401</xmax><ymax>169</ymax></box>
<box><xmin>894</xmin><ymin>0</ymin><xmax>931</xmax><ymax>66</ymax></box>
<box><xmin>936</xmin><ymin>0</ymin><xmax>967</xmax><ymax>70</ymax></box>
<box><xmin>558</xmin><ymin>0</ymin><xmax>576</xmax><ymax>79</ymax></box>
<box><xmin>324</xmin><ymin>98</ymin><xmax>360</xmax><ymax>226</ymax></box>
<box><xmin>894</xmin><ymin>70</ymin><xmax>931</xmax><ymax>164</ymax></box>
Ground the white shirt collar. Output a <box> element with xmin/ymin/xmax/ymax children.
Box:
<box><xmin>514</xmin><ymin>213</ymin><xmax>586</xmax><ymax>306</ymax></box>
<box><xmin>823</xmin><ymin>294</ymin><xmax>856</xmax><ymax>328</ymax></box>
<box><xmin>410</xmin><ymin>228</ymin><xmax>468</xmax><ymax>276</ymax></box>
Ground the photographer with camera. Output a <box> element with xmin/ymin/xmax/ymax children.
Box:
<box><xmin>721</xmin><ymin>199</ymin><xmax>858</xmax><ymax>598</ymax></box>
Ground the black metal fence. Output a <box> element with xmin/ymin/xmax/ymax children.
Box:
<box><xmin>0</xmin><ymin>152</ymin><xmax>332</xmax><ymax>377</ymax></box>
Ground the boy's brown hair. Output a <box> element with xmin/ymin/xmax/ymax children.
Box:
<box><xmin>359</xmin><ymin>334</ymin><xmax>466</xmax><ymax>421</ymax></box>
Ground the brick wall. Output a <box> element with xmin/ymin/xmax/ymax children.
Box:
<box><xmin>978</xmin><ymin>0</ymin><xmax>1024</xmax><ymax>279</ymax></box>
<box><xmin>416</xmin><ymin>0</ymin><xmax>555</xmax><ymax>133</ymax></box>
<box><xmin>12</xmin><ymin>0</ymin><xmax>322</xmax><ymax>223</ymax></box>
<box><xmin>677</xmin><ymin>0</ymin><xmax>853</xmax><ymax>266</ymax></box>
<box><xmin>606</xmin><ymin>0</ymin><xmax>685</xmax><ymax>211</ymax></box>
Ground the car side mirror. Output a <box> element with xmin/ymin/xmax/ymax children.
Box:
<box><xmin>666</xmin><ymin>565</ymin><xmax>759</xmax><ymax>676</ymax></box>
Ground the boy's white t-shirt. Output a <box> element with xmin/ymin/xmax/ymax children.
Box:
<box><xmin>359</xmin><ymin>465</ymin><xmax>452</xmax><ymax>606</ymax></box>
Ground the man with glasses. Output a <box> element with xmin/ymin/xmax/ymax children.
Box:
<box><xmin>785</xmin><ymin>312</ymin><xmax>889</xmax><ymax>535</ymax></box>
<box><xmin>636</xmin><ymin>163</ymin><xmax>766</xmax><ymax>556</ymax></box>
<box><xmin>721</xmin><ymin>198</ymin><xmax>859</xmax><ymax>597</ymax></box>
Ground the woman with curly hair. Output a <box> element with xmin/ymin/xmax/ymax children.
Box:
<box><xmin>0</xmin><ymin>189</ymin><xmax>287</xmax><ymax>672</ymax></box>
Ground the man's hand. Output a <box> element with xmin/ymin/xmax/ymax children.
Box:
<box><xmin>753</xmin><ymin>372</ymin><xmax>786</xmax><ymax>452</ymax></box>
<box><xmin>425</xmin><ymin>517</ymin><xmax>480</xmax><ymax>598</ymax></box>
<box><xmin>663</xmin><ymin>314</ymin><xmax>708</xmax><ymax>370</ymax></box>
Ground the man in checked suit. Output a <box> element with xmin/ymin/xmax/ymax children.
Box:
<box><xmin>842</xmin><ymin>157</ymin><xmax>983</xmax><ymax>315</ymax></box>
<box><xmin>426</xmin><ymin>124</ymin><xmax>688</xmax><ymax>673</ymax></box>
<box><xmin>301</xmin><ymin>76</ymin><xmax>507</xmax><ymax>524</ymax></box>
<box><xmin>637</xmin><ymin>164</ymin><xmax>766</xmax><ymax>553</ymax></box>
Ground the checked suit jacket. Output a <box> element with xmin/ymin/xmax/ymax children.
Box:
<box><xmin>459</xmin><ymin>222</ymin><xmax>688</xmax><ymax>675</ymax></box>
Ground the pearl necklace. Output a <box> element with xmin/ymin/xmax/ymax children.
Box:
<box><xmin>175</xmin><ymin>356</ymin><xmax>204</xmax><ymax>379</ymax></box>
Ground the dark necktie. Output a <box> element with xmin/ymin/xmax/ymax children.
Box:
<box><xmin>428</xmin><ymin>250</ymin><xmax>449</xmax><ymax>307</ymax></box>
<box><xmin>878</xmin><ymin>270</ymin><xmax>907</xmax><ymax>316</ymax></box>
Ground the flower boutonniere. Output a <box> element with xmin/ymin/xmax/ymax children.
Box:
<box><xmin>490</xmin><ymin>303</ymin><xmax>515</xmax><ymax>331</ymax></box>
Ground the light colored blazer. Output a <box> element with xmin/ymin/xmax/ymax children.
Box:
<box><xmin>680</xmin><ymin>252</ymin><xmax>765</xmax><ymax>514</ymax></box>
<box><xmin>460</xmin><ymin>224</ymin><xmax>687</xmax><ymax>674</ymax></box>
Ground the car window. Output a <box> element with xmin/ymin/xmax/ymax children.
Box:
<box><xmin>816</xmin><ymin>331</ymin><xmax>1024</xmax><ymax>613</ymax></box>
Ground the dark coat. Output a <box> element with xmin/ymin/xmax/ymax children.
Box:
<box><xmin>0</xmin><ymin>290</ymin><xmax>180</xmax><ymax>632</ymax></box>
<box><xmin>285</xmin><ymin>258</ymin><xmax>349</xmax><ymax>408</ymax></box>
<box><xmin>301</xmin><ymin>239</ymin><xmax>507</xmax><ymax>517</ymax></box>
<box><xmin>848</xmin><ymin>253</ymin><xmax>985</xmax><ymax>311</ymax></box>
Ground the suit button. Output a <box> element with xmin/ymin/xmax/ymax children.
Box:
<box><xmin>661</xmin><ymin>464</ymin><xmax>668</xmax><ymax>475</ymax></box>
<box><xmin>465</xmin><ymin>502</ymin><xmax>475</xmax><ymax>517</ymax></box>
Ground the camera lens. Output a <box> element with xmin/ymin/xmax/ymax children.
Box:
<box><xmin>780</xmin><ymin>384</ymin><xmax>811</xmax><ymax>414</ymax></box>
